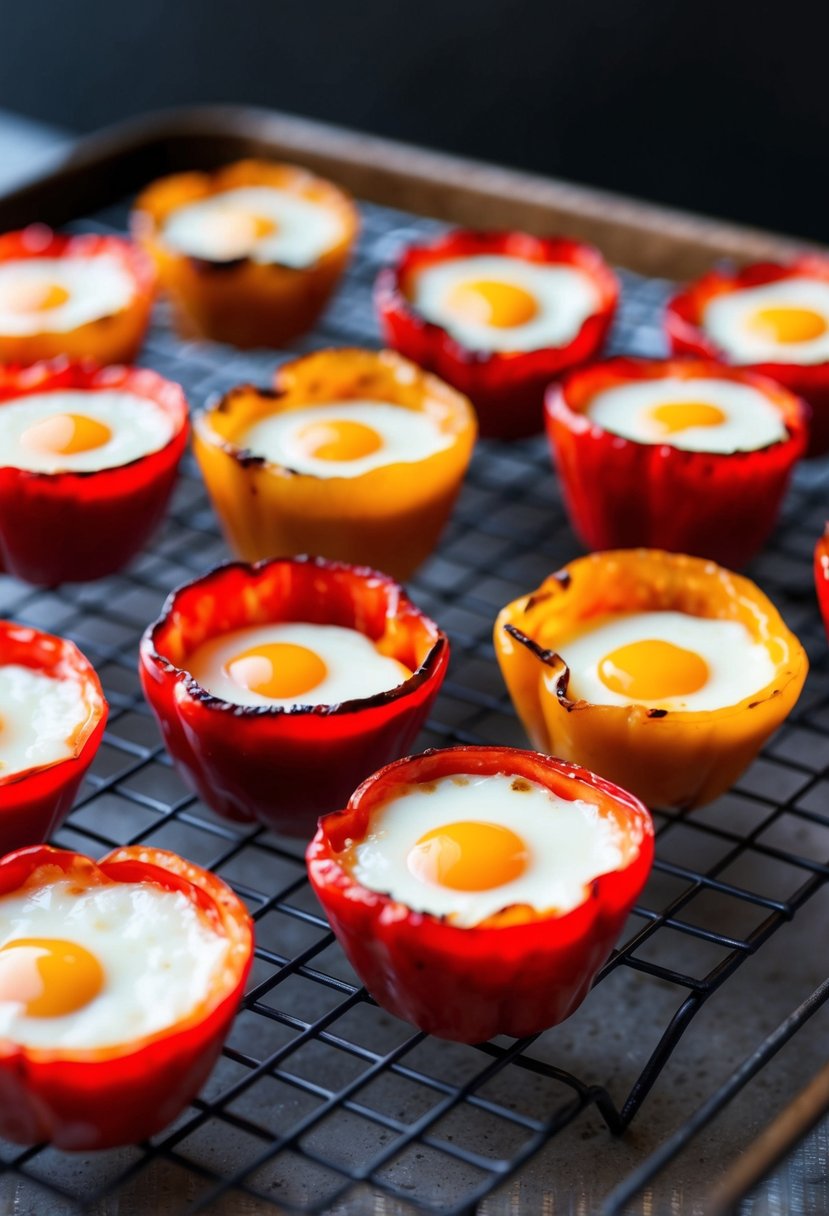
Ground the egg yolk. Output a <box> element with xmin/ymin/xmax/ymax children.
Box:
<box><xmin>446</xmin><ymin>279</ymin><xmax>538</xmax><ymax>329</ymax></box>
<box><xmin>649</xmin><ymin>401</ymin><xmax>727</xmax><ymax>434</ymax></box>
<box><xmin>295</xmin><ymin>419</ymin><xmax>384</xmax><ymax>462</ymax></box>
<box><xmin>598</xmin><ymin>639</ymin><xmax>709</xmax><ymax>701</ymax></box>
<box><xmin>226</xmin><ymin>642</ymin><xmax>328</xmax><ymax>699</ymax></box>
<box><xmin>20</xmin><ymin>412</ymin><xmax>113</xmax><ymax>456</ymax></box>
<box><xmin>0</xmin><ymin>937</ymin><xmax>104</xmax><ymax>1017</ymax></box>
<box><xmin>0</xmin><ymin>281</ymin><xmax>70</xmax><ymax>313</ymax></box>
<box><xmin>748</xmin><ymin>306</ymin><xmax>827</xmax><ymax>344</ymax></box>
<box><xmin>407</xmin><ymin>821</ymin><xmax>529</xmax><ymax>891</ymax></box>
<box><xmin>200</xmin><ymin>208</ymin><xmax>277</xmax><ymax>257</ymax></box>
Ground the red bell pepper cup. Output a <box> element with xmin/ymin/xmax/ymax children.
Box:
<box><xmin>666</xmin><ymin>256</ymin><xmax>829</xmax><ymax>457</ymax></box>
<box><xmin>0</xmin><ymin>844</ymin><xmax>252</xmax><ymax>1150</ymax></box>
<box><xmin>139</xmin><ymin>556</ymin><xmax>450</xmax><ymax>837</ymax></box>
<box><xmin>375</xmin><ymin>230</ymin><xmax>619</xmax><ymax>441</ymax></box>
<box><xmin>0</xmin><ymin>360</ymin><xmax>189</xmax><ymax>584</ymax></box>
<box><xmin>0</xmin><ymin>622</ymin><xmax>107</xmax><ymax>852</ymax></box>
<box><xmin>546</xmin><ymin>357</ymin><xmax>807</xmax><ymax>569</ymax></box>
<box><xmin>814</xmin><ymin>527</ymin><xmax>829</xmax><ymax>639</ymax></box>
<box><xmin>307</xmin><ymin>745</ymin><xmax>654</xmax><ymax>1043</ymax></box>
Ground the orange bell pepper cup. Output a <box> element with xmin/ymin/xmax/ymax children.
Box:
<box><xmin>494</xmin><ymin>550</ymin><xmax>808</xmax><ymax>810</ymax></box>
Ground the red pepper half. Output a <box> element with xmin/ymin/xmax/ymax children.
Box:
<box><xmin>0</xmin><ymin>360</ymin><xmax>189</xmax><ymax>584</ymax></box>
<box><xmin>375</xmin><ymin>230</ymin><xmax>619</xmax><ymax>440</ymax></box>
<box><xmin>666</xmin><ymin>256</ymin><xmax>829</xmax><ymax>456</ymax></box>
<box><xmin>307</xmin><ymin>745</ymin><xmax>654</xmax><ymax>1043</ymax></box>
<box><xmin>814</xmin><ymin>527</ymin><xmax>829</xmax><ymax>640</ymax></box>
<box><xmin>0</xmin><ymin>227</ymin><xmax>154</xmax><ymax>367</ymax></box>
<box><xmin>0</xmin><ymin>622</ymin><xmax>107</xmax><ymax>852</ymax></box>
<box><xmin>0</xmin><ymin>844</ymin><xmax>252</xmax><ymax>1150</ymax></box>
<box><xmin>139</xmin><ymin>556</ymin><xmax>449</xmax><ymax>837</ymax></box>
<box><xmin>546</xmin><ymin>357</ymin><xmax>807</xmax><ymax>568</ymax></box>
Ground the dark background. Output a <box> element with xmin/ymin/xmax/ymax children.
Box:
<box><xmin>1</xmin><ymin>0</ymin><xmax>826</xmax><ymax>242</ymax></box>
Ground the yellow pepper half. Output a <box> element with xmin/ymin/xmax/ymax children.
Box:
<box><xmin>493</xmin><ymin>549</ymin><xmax>808</xmax><ymax>809</ymax></box>
<box><xmin>193</xmin><ymin>348</ymin><xmax>477</xmax><ymax>582</ymax></box>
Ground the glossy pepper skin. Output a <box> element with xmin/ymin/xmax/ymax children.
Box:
<box><xmin>546</xmin><ymin>357</ymin><xmax>808</xmax><ymax>568</ymax></box>
<box><xmin>666</xmin><ymin>256</ymin><xmax>829</xmax><ymax>457</ymax></box>
<box><xmin>375</xmin><ymin>229</ymin><xmax>619</xmax><ymax>440</ymax></box>
<box><xmin>307</xmin><ymin>745</ymin><xmax>654</xmax><ymax>1043</ymax></box>
<box><xmin>0</xmin><ymin>844</ymin><xmax>252</xmax><ymax>1150</ymax></box>
<box><xmin>0</xmin><ymin>623</ymin><xmax>107</xmax><ymax>852</ymax></box>
<box><xmin>139</xmin><ymin>556</ymin><xmax>449</xmax><ymax>837</ymax></box>
<box><xmin>131</xmin><ymin>159</ymin><xmax>359</xmax><ymax>348</ymax></box>
<box><xmin>494</xmin><ymin>550</ymin><xmax>808</xmax><ymax>810</ymax></box>
<box><xmin>814</xmin><ymin>527</ymin><xmax>829</xmax><ymax>640</ymax></box>
<box><xmin>0</xmin><ymin>227</ymin><xmax>154</xmax><ymax>366</ymax></box>
<box><xmin>193</xmin><ymin>348</ymin><xmax>477</xmax><ymax>582</ymax></box>
<box><xmin>0</xmin><ymin>360</ymin><xmax>189</xmax><ymax>585</ymax></box>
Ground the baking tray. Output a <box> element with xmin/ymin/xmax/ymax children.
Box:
<box><xmin>0</xmin><ymin>106</ymin><xmax>828</xmax><ymax>1216</ymax></box>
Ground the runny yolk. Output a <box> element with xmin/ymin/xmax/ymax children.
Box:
<box><xmin>598</xmin><ymin>639</ymin><xmax>709</xmax><ymax>701</ymax></box>
<box><xmin>748</xmin><ymin>306</ymin><xmax>827</xmax><ymax>344</ymax></box>
<box><xmin>0</xmin><ymin>281</ymin><xmax>70</xmax><ymax>313</ymax></box>
<box><xmin>0</xmin><ymin>938</ymin><xmax>104</xmax><ymax>1017</ymax></box>
<box><xmin>446</xmin><ymin>279</ymin><xmax>538</xmax><ymax>328</ymax></box>
<box><xmin>20</xmin><ymin>413</ymin><xmax>113</xmax><ymax>456</ymax></box>
<box><xmin>649</xmin><ymin>401</ymin><xmax>727</xmax><ymax>434</ymax></box>
<box><xmin>202</xmin><ymin>208</ymin><xmax>277</xmax><ymax>257</ymax></box>
<box><xmin>225</xmin><ymin>642</ymin><xmax>328</xmax><ymax>699</ymax></box>
<box><xmin>407</xmin><ymin>821</ymin><xmax>529</xmax><ymax>891</ymax></box>
<box><xmin>296</xmin><ymin>419</ymin><xmax>383</xmax><ymax>462</ymax></box>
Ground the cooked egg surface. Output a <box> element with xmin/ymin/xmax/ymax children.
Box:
<box><xmin>187</xmin><ymin>622</ymin><xmax>412</xmax><ymax>709</ymax></box>
<box><xmin>0</xmin><ymin>879</ymin><xmax>229</xmax><ymax>1048</ymax></box>
<box><xmin>238</xmin><ymin>401</ymin><xmax>452</xmax><ymax>478</ymax></box>
<box><xmin>0</xmin><ymin>665</ymin><xmax>88</xmax><ymax>779</ymax></box>
<box><xmin>554</xmin><ymin>611</ymin><xmax>776</xmax><ymax>712</ymax></box>
<box><xmin>585</xmin><ymin>376</ymin><xmax>788</xmax><ymax>452</ymax></box>
<box><xmin>703</xmin><ymin>277</ymin><xmax>829</xmax><ymax>365</ymax></box>
<box><xmin>411</xmin><ymin>255</ymin><xmax>601</xmax><ymax>353</ymax></box>
<box><xmin>160</xmin><ymin>186</ymin><xmax>347</xmax><ymax>267</ymax></box>
<box><xmin>350</xmin><ymin>772</ymin><xmax>624</xmax><ymax>926</ymax></box>
<box><xmin>0</xmin><ymin>389</ymin><xmax>176</xmax><ymax>473</ymax></box>
<box><xmin>0</xmin><ymin>256</ymin><xmax>136</xmax><ymax>336</ymax></box>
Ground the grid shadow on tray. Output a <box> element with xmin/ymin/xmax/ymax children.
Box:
<box><xmin>1</xmin><ymin>197</ymin><xmax>828</xmax><ymax>1216</ymax></box>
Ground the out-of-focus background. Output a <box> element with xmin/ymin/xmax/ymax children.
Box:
<box><xmin>0</xmin><ymin>0</ymin><xmax>826</xmax><ymax>240</ymax></box>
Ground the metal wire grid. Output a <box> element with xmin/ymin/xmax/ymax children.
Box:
<box><xmin>0</xmin><ymin>197</ymin><xmax>827</xmax><ymax>1216</ymax></box>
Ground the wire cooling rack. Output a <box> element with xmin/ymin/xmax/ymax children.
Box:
<box><xmin>1</xmin><ymin>197</ymin><xmax>828</xmax><ymax>1216</ymax></box>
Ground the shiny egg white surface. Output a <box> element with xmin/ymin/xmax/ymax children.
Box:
<box><xmin>160</xmin><ymin>186</ymin><xmax>347</xmax><ymax>267</ymax></box>
<box><xmin>0</xmin><ymin>665</ymin><xmax>89</xmax><ymax>780</ymax></box>
<box><xmin>350</xmin><ymin>772</ymin><xmax>625</xmax><ymax>927</ymax></box>
<box><xmin>703</xmin><ymin>276</ymin><xmax>829</xmax><ymax>365</ymax></box>
<box><xmin>411</xmin><ymin>254</ymin><xmax>601</xmax><ymax>353</ymax></box>
<box><xmin>238</xmin><ymin>400</ymin><xmax>452</xmax><ymax>478</ymax></box>
<box><xmin>555</xmin><ymin>611</ymin><xmax>777</xmax><ymax>712</ymax></box>
<box><xmin>0</xmin><ymin>389</ymin><xmax>176</xmax><ymax>474</ymax></box>
<box><xmin>0</xmin><ymin>878</ymin><xmax>229</xmax><ymax>1048</ymax></box>
<box><xmin>0</xmin><ymin>256</ymin><xmax>136</xmax><ymax>336</ymax></box>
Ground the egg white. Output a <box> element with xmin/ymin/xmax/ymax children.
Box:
<box><xmin>0</xmin><ymin>389</ymin><xmax>176</xmax><ymax>474</ymax></box>
<box><xmin>238</xmin><ymin>400</ymin><xmax>452</xmax><ymax>479</ymax></box>
<box><xmin>703</xmin><ymin>277</ymin><xmax>829</xmax><ymax>365</ymax></box>
<box><xmin>554</xmin><ymin>611</ymin><xmax>776</xmax><ymax>712</ymax></box>
<box><xmin>0</xmin><ymin>665</ymin><xmax>89</xmax><ymax>780</ymax></box>
<box><xmin>350</xmin><ymin>772</ymin><xmax>624</xmax><ymax>927</ymax></box>
<box><xmin>585</xmin><ymin>376</ymin><xmax>788</xmax><ymax>453</ymax></box>
<box><xmin>0</xmin><ymin>879</ymin><xmax>229</xmax><ymax>1048</ymax></box>
<box><xmin>160</xmin><ymin>186</ymin><xmax>347</xmax><ymax>267</ymax></box>
<box><xmin>0</xmin><ymin>256</ymin><xmax>136</xmax><ymax>337</ymax></box>
<box><xmin>187</xmin><ymin>622</ymin><xmax>410</xmax><ymax>709</ymax></box>
<box><xmin>411</xmin><ymin>254</ymin><xmax>601</xmax><ymax>353</ymax></box>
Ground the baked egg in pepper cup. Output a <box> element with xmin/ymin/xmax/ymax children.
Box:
<box><xmin>0</xmin><ymin>622</ymin><xmax>107</xmax><ymax>852</ymax></box>
<box><xmin>193</xmin><ymin>348</ymin><xmax>477</xmax><ymax>582</ymax></box>
<box><xmin>0</xmin><ymin>226</ymin><xmax>154</xmax><ymax>366</ymax></box>
<box><xmin>666</xmin><ymin>256</ymin><xmax>829</xmax><ymax>456</ymax></box>
<box><xmin>0</xmin><ymin>844</ymin><xmax>253</xmax><ymax>1150</ymax></box>
<box><xmin>139</xmin><ymin>556</ymin><xmax>449</xmax><ymax>837</ymax></box>
<box><xmin>0</xmin><ymin>359</ymin><xmax>189</xmax><ymax>585</ymax></box>
<box><xmin>307</xmin><ymin>745</ymin><xmax>653</xmax><ymax>1043</ymax></box>
<box><xmin>131</xmin><ymin>159</ymin><xmax>359</xmax><ymax>348</ymax></box>
<box><xmin>546</xmin><ymin>357</ymin><xmax>807</xmax><ymax>568</ymax></box>
<box><xmin>375</xmin><ymin>229</ymin><xmax>618</xmax><ymax>440</ymax></box>
<box><xmin>494</xmin><ymin>550</ymin><xmax>808</xmax><ymax>810</ymax></box>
